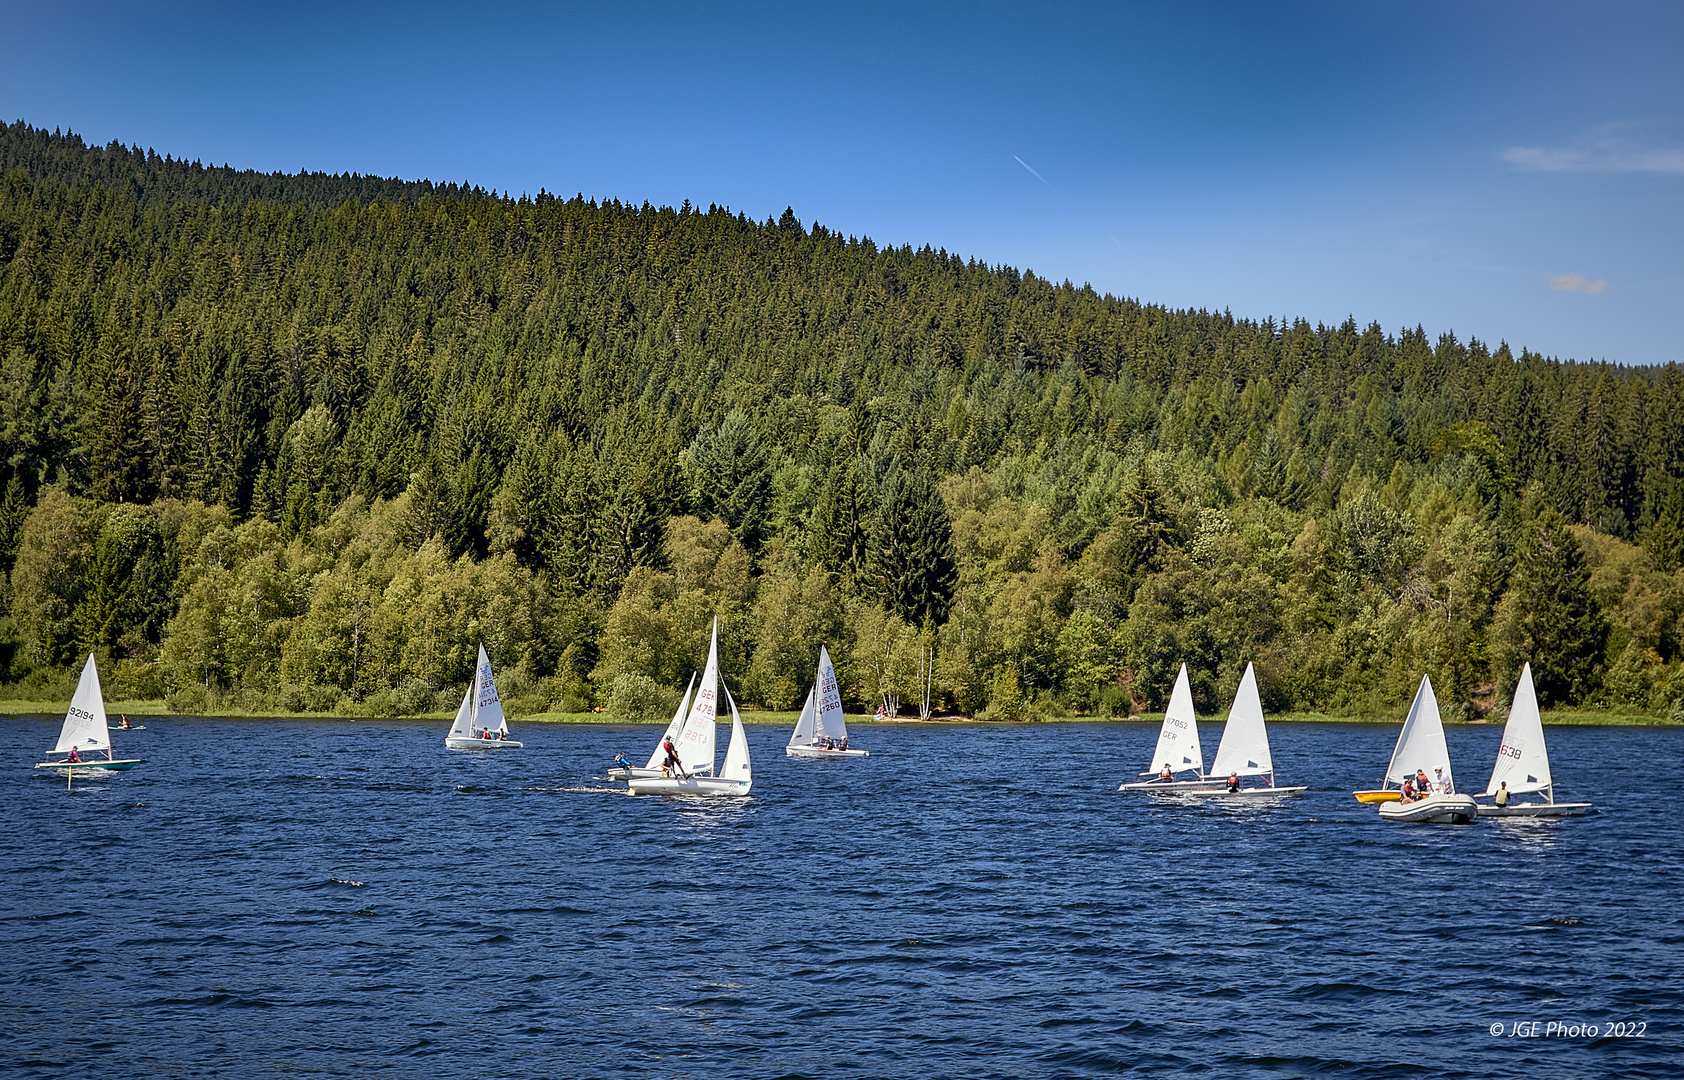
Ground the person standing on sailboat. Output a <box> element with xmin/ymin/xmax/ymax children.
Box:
<box><xmin>1435</xmin><ymin>767</ymin><xmax>1453</xmax><ymax>794</ymax></box>
<box><xmin>662</xmin><ymin>736</ymin><xmax>684</xmax><ymax>777</ymax></box>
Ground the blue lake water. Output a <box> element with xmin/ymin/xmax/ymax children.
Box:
<box><xmin>2</xmin><ymin>715</ymin><xmax>1680</xmax><ymax>1078</ymax></box>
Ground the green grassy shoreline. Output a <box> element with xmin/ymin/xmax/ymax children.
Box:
<box><xmin>1</xmin><ymin>700</ymin><xmax>1675</xmax><ymax>727</ymax></box>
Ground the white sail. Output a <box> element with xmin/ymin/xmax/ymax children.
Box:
<box><xmin>673</xmin><ymin>618</ymin><xmax>721</xmax><ymax>775</ymax></box>
<box><xmin>814</xmin><ymin>644</ymin><xmax>847</xmax><ymax>741</ymax></box>
<box><xmin>473</xmin><ymin>643</ymin><xmax>507</xmax><ymax>734</ymax></box>
<box><xmin>55</xmin><ymin>654</ymin><xmax>110</xmax><ymax>755</ymax></box>
<box><xmin>1385</xmin><ymin>674</ymin><xmax>1455</xmax><ymax>790</ymax></box>
<box><xmin>1147</xmin><ymin>664</ymin><xmax>1203</xmax><ymax>774</ymax></box>
<box><xmin>719</xmin><ymin>683</ymin><xmax>752</xmax><ymax>784</ymax></box>
<box><xmin>447</xmin><ymin>684</ymin><xmax>474</xmax><ymax>740</ymax></box>
<box><xmin>787</xmin><ymin>687</ymin><xmax>816</xmax><ymax>748</ymax></box>
<box><xmin>649</xmin><ymin>673</ymin><xmax>697</xmax><ymax>768</ymax></box>
<box><xmin>1208</xmin><ymin>662</ymin><xmax>1273</xmax><ymax>778</ymax></box>
<box><xmin>1487</xmin><ymin>663</ymin><xmax>1552</xmax><ymax>797</ymax></box>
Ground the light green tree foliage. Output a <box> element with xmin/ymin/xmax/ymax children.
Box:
<box><xmin>747</xmin><ymin>555</ymin><xmax>843</xmax><ymax>709</ymax></box>
<box><xmin>845</xmin><ymin>601</ymin><xmax>920</xmax><ymax>717</ymax></box>
<box><xmin>591</xmin><ymin>516</ymin><xmax>753</xmax><ymax>694</ymax></box>
<box><xmin>373</xmin><ymin>540</ymin><xmax>476</xmax><ymax>691</ymax></box>
<box><xmin>1567</xmin><ymin>525</ymin><xmax>1683</xmax><ymax>708</ymax></box>
<box><xmin>10</xmin><ymin>487</ymin><xmax>96</xmax><ymax>666</ymax></box>
<box><xmin>987</xmin><ymin>542</ymin><xmax>1072</xmax><ymax>704</ymax></box>
<box><xmin>159</xmin><ymin>516</ymin><xmax>302</xmax><ymax>695</ymax></box>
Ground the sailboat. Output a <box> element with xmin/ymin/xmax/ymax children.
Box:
<box><xmin>1477</xmin><ymin>663</ymin><xmax>1591</xmax><ymax>817</ymax></box>
<box><xmin>608</xmin><ymin>673</ymin><xmax>695</xmax><ymax>780</ymax></box>
<box><xmin>787</xmin><ymin>644</ymin><xmax>867</xmax><ymax>758</ymax></box>
<box><xmin>34</xmin><ymin>654</ymin><xmax>142</xmax><ymax>776</ymax></box>
<box><xmin>626</xmin><ymin>618</ymin><xmax>752</xmax><ymax>796</ymax></box>
<box><xmin>1118</xmin><ymin>663</ymin><xmax>1208</xmax><ymax>791</ymax></box>
<box><xmin>444</xmin><ymin>643</ymin><xmax>524</xmax><ymax>749</ymax></box>
<box><xmin>1188</xmin><ymin>663</ymin><xmax>1305</xmax><ymax>797</ymax></box>
<box><xmin>1370</xmin><ymin>674</ymin><xmax>1478</xmax><ymax>823</ymax></box>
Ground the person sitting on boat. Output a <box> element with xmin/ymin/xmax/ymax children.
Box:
<box><xmin>1159</xmin><ymin>764</ymin><xmax>1174</xmax><ymax>781</ymax></box>
<box><xmin>67</xmin><ymin>748</ymin><xmax>81</xmax><ymax>763</ymax></box>
<box><xmin>1399</xmin><ymin>777</ymin><xmax>1417</xmax><ymax>803</ymax></box>
<box><xmin>839</xmin><ymin>736</ymin><xmax>849</xmax><ymax>751</ymax></box>
<box><xmin>117</xmin><ymin>716</ymin><xmax>131</xmax><ymax>730</ymax></box>
<box><xmin>1434</xmin><ymin>767</ymin><xmax>1452</xmax><ymax>794</ymax></box>
<box><xmin>1227</xmin><ymin>771</ymin><xmax>1241</xmax><ymax>793</ymax></box>
<box><xmin>1414</xmin><ymin>768</ymin><xmax>1432</xmax><ymax>795</ymax></box>
<box><xmin>1494</xmin><ymin>781</ymin><xmax>1510</xmax><ymax>807</ymax></box>
<box><xmin>613</xmin><ymin>753</ymin><xmax>633</xmax><ymax>770</ymax></box>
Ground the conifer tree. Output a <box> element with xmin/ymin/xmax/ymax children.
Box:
<box><xmin>1493</xmin><ymin>509</ymin><xmax>1608</xmax><ymax>706</ymax></box>
<box><xmin>870</xmin><ymin>468</ymin><xmax>957</xmax><ymax>626</ymax></box>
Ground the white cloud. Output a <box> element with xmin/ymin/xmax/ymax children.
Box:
<box><xmin>1549</xmin><ymin>273</ymin><xmax>1608</xmax><ymax>294</ymax></box>
<box><xmin>1501</xmin><ymin>125</ymin><xmax>1684</xmax><ymax>175</ymax></box>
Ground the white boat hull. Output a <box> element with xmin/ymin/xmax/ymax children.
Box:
<box><xmin>1477</xmin><ymin>801</ymin><xmax>1591</xmax><ymax>818</ymax></box>
<box><xmin>445</xmin><ymin>737</ymin><xmax>524</xmax><ymax>750</ymax></box>
<box><xmin>35</xmin><ymin>758</ymin><xmax>143</xmax><ymax>775</ymax></box>
<box><xmin>1184</xmin><ymin>785</ymin><xmax>1308</xmax><ymax>798</ymax></box>
<box><xmin>1378</xmin><ymin>793</ymin><xmax>1478</xmax><ymax>823</ymax></box>
<box><xmin>1119</xmin><ymin>777</ymin><xmax>1211</xmax><ymax>792</ymax></box>
<box><xmin>626</xmin><ymin>775</ymin><xmax>751</xmax><ymax>797</ymax></box>
<box><xmin>786</xmin><ymin>745</ymin><xmax>869</xmax><ymax>758</ymax></box>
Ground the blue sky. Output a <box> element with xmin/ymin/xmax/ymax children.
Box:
<box><xmin>2</xmin><ymin>0</ymin><xmax>1679</xmax><ymax>365</ymax></box>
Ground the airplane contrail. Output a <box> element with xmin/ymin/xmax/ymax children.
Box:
<box><xmin>1014</xmin><ymin>155</ymin><xmax>1055</xmax><ymax>190</ymax></box>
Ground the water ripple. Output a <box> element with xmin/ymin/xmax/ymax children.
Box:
<box><xmin>2</xmin><ymin>716</ymin><xmax>1681</xmax><ymax>1077</ymax></box>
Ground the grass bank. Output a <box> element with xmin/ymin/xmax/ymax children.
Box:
<box><xmin>2</xmin><ymin>702</ymin><xmax>1675</xmax><ymax>727</ymax></box>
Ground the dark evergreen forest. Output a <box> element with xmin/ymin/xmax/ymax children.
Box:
<box><xmin>2</xmin><ymin>121</ymin><xmax>1680</xmax><ymax>720</ymax></box>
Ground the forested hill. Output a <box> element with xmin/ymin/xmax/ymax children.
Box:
<box><xmin>0</xmin><ymin>121</ymin><xmax>487</xmax><ymax>208</ymax></box>
<box><xmin>1</xmin><ymin>120</ymin><xmax>1680</xmax><ymax>722</ymax></box>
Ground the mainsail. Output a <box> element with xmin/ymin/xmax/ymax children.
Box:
<box><xmin>1486</xmin><ymin>663</ymin><xmax>1552</xmax><ymax>797</ymax></box>
<box><xmin>673</xmin><ymin>618</ymin><xmax>721</xmax><ymax>775</ymax></box>
<box><xmin>814</xmin><ymin>644</ymin><xmax>847</xmax><ymax>742</ymax></box>
<box><xmin>55</xmin><ymin>654</ymin><xmax>110</xmax><ymax>755</ymax></box>
<box><xmin>1207</xmin><ymin>663</ymin><xmax>1274</xmax><ymax>778</ymax></box>
<box><xmin>1385</xmin><ymin>674</ymin><xmax>1455</xmax><ymax>790</ymax></box>
<box><xmin>1147</xmin><ymin>664</ymin><xmax>1203</xmax><ymax>774</ymax></box>
<box><xmin>473</xmin><ymin>643</ymin><xmax>507</xmax><ymax>735</ymax></box>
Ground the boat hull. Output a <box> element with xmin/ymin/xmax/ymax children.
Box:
<box><xmin>1477</xmin><ymin>801</ymin><xmax>1592</xmax><ymax>818</ymax></box>
<box><xmin>786</xmin><ymin>746</ymin><xmax>869</xmax><ymax>758</ymax></box>
<box><xmin>1184</xmin><ymin>785</ymin><xmax>1308</xmax><ymax>798</ymax></box>
<box><xmin>1353</xmin><ymin>790</ymin><xmax>1401</xmax><ymax>804</ymax></box>
<box><xmin>1378</xmin><ymin>793</ymin><xmax>1478</xmax><ymax>823</ymax></box>
<box><xmin>35</xmin><ymin>758</ymin><xmax>142</xmax><ymax>774</ymax></box>
<box><xmin>1119</xmin><ymin>777</ymin><xmax>1211</xmax><ymax>792</ymax></box>
<box><xmin>626</xmin><ymin>775</ymin><xmax>751</xmax><ymax>797</ymax></box>
<box><xmin>445</xmin><ymin>737</ymin><xmax>524</xmax><ymax>750</ymax></box>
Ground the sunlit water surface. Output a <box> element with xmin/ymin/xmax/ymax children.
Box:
<box><xmin>2</xmin><ymin>716</ymin><xmax>1680</xmax><ymax>1078</ymax></box>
